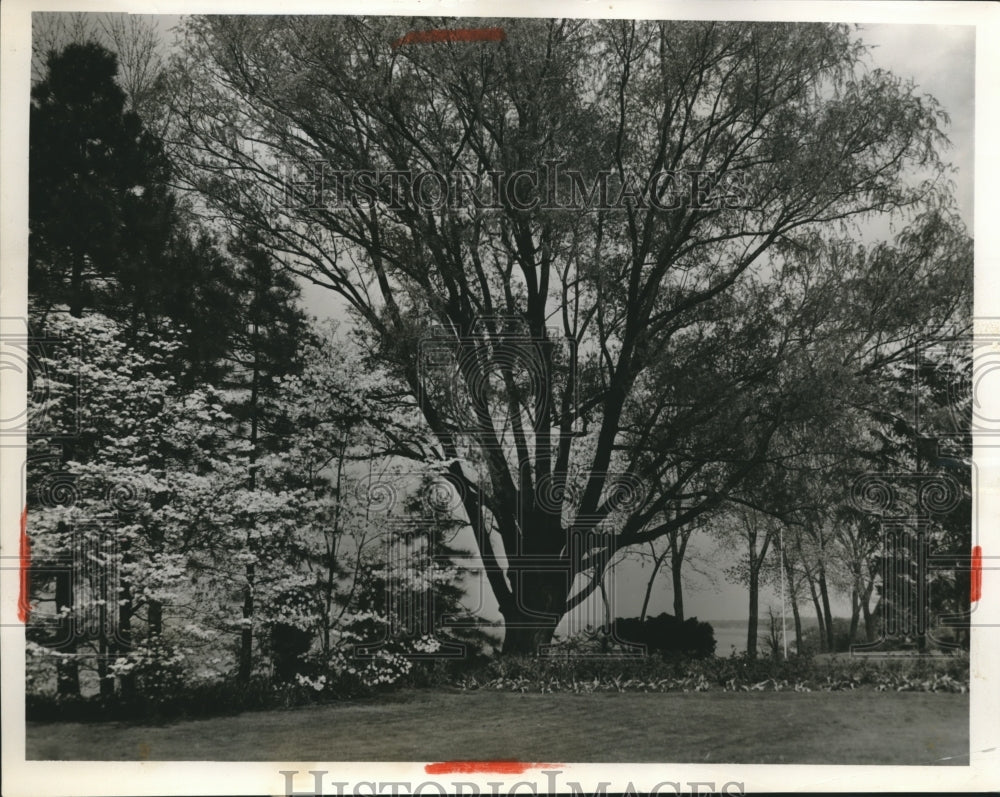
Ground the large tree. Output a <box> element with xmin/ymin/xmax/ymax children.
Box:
<box><xmin>168</xmin><ymin>17</ymin><xmax>967</xmax><ymax>653</ymax></box>
<box><xmin>30</xmin><ymin>41</ymin><xmax>171</xmax><ymax>318</ymax></box>
<box><xmin>30</xmin><ymin>40</ymin><xmax>245</xmax><ymax>380</ymax></box>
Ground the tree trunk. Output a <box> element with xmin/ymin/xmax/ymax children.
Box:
<box><xmin>671</xmin><ymin>555</ymin><xmax>685</xmax><ymax>622</ymax></box>
<box><xmin>239</xmin><ymin>566</ymin><xmax>254</xmax><ymax>680</ymax></box>
<box><xmin>916</xmin><ymin>531</ymin><xmax>928</xmax><ymax>653</ymax></box>
<box><xmin>239</xmin><ymin>319</ymin><xmax>261</xmax><ymax>681</ymax></box>
<box><xmin>117</xmin><ymin>578</ymin><xmax>135</xmax><ymax>697</ymax></box>
<box><xmin>862</xmin><ymin>593</ymin><xmax>876</xmax><ymax>643</ymax></box>
<box><xmin>143</xmin><ymin>521</ymin><xmax>165</xmax><ymax>640</ymax></box>
<box><xmin>818</xmin><ymin>570</ymin><xmax>835</xmax><ymax>652</ymax></box>
<box><xmin>806</xmin><ymin>575</ymin><xmax>825</xmax><ymax>652</ymax></box>
<box><xmin>861</xmin><ymin>566</ymin><xmax>879</xmax><ymax>643</ymax></box>
<box><xmin>70</xmin><ymin>252</ymin><xmax>84</xmax><ymax>317</ymax></box>
<box><xmin>114</xmin><ymin>530</ymin><xmax>135</xmax><ymax>696</ymax></box>
<box><xmin>148</xmin><ymin>599</ymin><xmax>163</xmax><ymax>637</ymax></box>
<box><xmin>790</xmin><ymin>593</ymin><xmax>803</xmax><ymax>655</ymax></box>
<box><xmin>747</xmin><ymin>566</ymin><xmax>759</xmax><ymax>659</ymax></box>
<box><xmin>98</xmin><ymin>562</ymin><xmax>113</xmax><ymax>698</ymax></box>
<box><xmin>501</xmin><ymin>623</ymin><xmax>560</xmax><ymax>655</ymax></box>
<box><xmin>782</xmin><ymin>549</ymin><xmax>803</xmax><ymax>653</ymax></box>
<box><xmin>639</xmin><ymin>542</ymin><xmax>665</xmax><ymax>623</ymax></box>
<box><xmin>52</xmin><ymin>280</ymin><xmax>84</xmax><ymax>696</ymax></box>
<box><xmin>97</xmin><ymin>642</ymin><xmax>114</xmax><ymax>698</ymax></box>
<box><xmin>54</xmin><ymin>522</ymin><xmax>80</xmax><ymax>697</ymax></box>
<box><xmin>500</xmin><ymin>569</ymin><xmax>566</xmax><ymax>655</ymax></box>
<box><xmin>795</xmin><ymin>535</ymin><xmax>825</xmax><ymax>652</ymax></box>
<box><xmin>848</xmin><ymin>586</ymin><xmax>860</xmax><ymax>647</ymax></box>
<box><xmin>598</xmin><ymin>579</ymin><xmax>611</xmax><ymax>631</ymax></box>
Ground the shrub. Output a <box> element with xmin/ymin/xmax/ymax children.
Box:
<box><xmin>26</xmin><ymin>644</ymin><xmax>969</xmax><ymax>724</ymax></box>
<box><xmin>26</xmin><ymin>671</ymin><xmax>356</xmax><ymax>724</ymax></box>
<box><xmin>108</xmin><ymin>637</ymin><xmax>188</xmax><ymax>705</ymax></box>
<box><xmin>799</xmin><ymin>618</ymin><xmax>856</xmax><ymax>653</ymax></box>
<box><xmin>611</xmin><ymin>613</ymin><xmax>716</xmax><ymax>658</ymax></box>
<box><xmin>269</xmin><ymin>623</ymin><xmax>314</xmax><ymax>682</ymax></box>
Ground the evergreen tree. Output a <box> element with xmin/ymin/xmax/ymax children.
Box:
<box><xmin>30</xmin><ymin>41</ymin><xmax>243</xmax><ymax>381</ymax></box>
<box><xmin>30</xmin><ymin>42</ymin><xmax>170</xmax><ymax>318</ymax></box>
<box><xmin>222</xmin><ymin>235</ymin><xmax>309</xmax><ymax>681</ymax></box>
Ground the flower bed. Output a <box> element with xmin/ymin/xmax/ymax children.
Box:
<box><xmin>457</xmin><ymin>652</ymin><xmax>969</xmax><ymax>694</ymax></box>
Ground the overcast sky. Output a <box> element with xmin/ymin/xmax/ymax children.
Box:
<box><xmin>859</xmin><ymin>23</ymin><xmax>974</xmax><ymax>225</ymax></box>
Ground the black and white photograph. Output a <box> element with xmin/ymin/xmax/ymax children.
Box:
<box><xmin>1</xmin><ymin>2</ymin><xmax>998</xmax><ymax>794</ymax></box>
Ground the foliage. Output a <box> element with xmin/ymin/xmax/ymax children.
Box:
<box><xmin>168</xmin><ymin>15</ymin><xmax>971</xmax><ymax>653</ymax></box>
<box><xmin>799</xmin><ymin>618</ymin><xmax>855</xmax><ymax>654</ymax></box>
<box><xmin>25</xmin><ymin>307</ymin><xmax>490</xmax><ymax>704</ymax></box>
<box><xmin>611</xmin><ymin>613</ymin><xmax>716</xmax><ymax>658</ymax></box>
<box><xmin>30</xmin><ymin>40</ymin><xmax>242</xmax><ymax>381</ymax></box>
<box><xmin>457</xmin><ymin>651</ymin><xmax>969</xmax><ymax>694</ymax></box>
<box><xmin>25</xmin><ymin>643</ymin><xmax>968</xmax><ymax>724</ymax></box>
<box><xmin>106</xmin><ymin>637</ymin><xmax>188</xmax><ymax>704</ymax></box>
<box><xmin>26</xmin><ymin>308</ymin><xmax>250</xmax><ymax>698</ymax></box>
<box><xmin>23</xmin><ymin>18</ymin><xmax>974</xmax><ymax>714</ymax></box>
<box><xmin>30</xmin><ymin>42</ymin><xmax>169</xmax><ymax>314</ymax></box>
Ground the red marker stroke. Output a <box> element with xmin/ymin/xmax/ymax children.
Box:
<box><xmin>425</xmin><ymin>762</ymin><xmax>561</xmax><ymax>775</ymax></box>
<box><xmin>18</xmin><ymin>506</ymin><xmax>30</xmax><ymax>622</ymax></box>
<box><xmin>392</xmin><ymin>28</ymin><xmax>506</xmax><ymax>49</ymax></box>
<box><xmin>971</xmin><ymin>545</ymin><xmax>982</xmax><ymax>603</ymax></box>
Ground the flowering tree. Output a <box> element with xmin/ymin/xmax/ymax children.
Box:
<box><xmin>28</xmin><ymin>309</ymin><xmax>247</xmax><ymax>697</ymax></box>
<box><xmin>258</xmin><ymin>324</ymin><xmax>490</xmax><ymax>687</ymax></box>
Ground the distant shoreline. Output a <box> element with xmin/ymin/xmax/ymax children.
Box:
<box><xmin>704</xmin><ymin>617</ymin><xmax>836</xmax><ymax>629</ymax></box>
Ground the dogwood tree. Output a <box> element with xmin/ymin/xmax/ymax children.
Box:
<box><xmin>258</xmin><ymin>323</ymin><xmax>489</xmax><ymax>680</ymax></box>
<box><xmin>27</xmin><ymin>308</ymin><xmax>251</xmax><ymax>696</ymax></box>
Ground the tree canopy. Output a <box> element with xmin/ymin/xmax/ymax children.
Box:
<box><xmin>164</xmin><ymin>17</ymin><xmax>971</xmax><ymax>653</ymax></box>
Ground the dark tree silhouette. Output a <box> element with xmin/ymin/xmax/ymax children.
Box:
<box><xmin>30</xmin><ymin>41</ymin><xmax>242</xmax><ymax>384</ymax></box>
<box><xmin>30</xmin><ymin>42</ymin><xmax>170</xmax><ymax>318</ymax></box>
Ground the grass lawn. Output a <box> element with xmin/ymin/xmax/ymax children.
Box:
<box><xmin>27</xmin><ymin>688</ymin><xmax>968</xmax><ymax>764</ymax></box>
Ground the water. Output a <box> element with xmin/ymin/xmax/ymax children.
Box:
<box><xmin>711</xmin><ymin>624</ymin><xmax>748</xmax><ymax>656</ymax></box>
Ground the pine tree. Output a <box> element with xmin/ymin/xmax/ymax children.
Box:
<box><xmin>222</xmin><ymin>235</ymin><xmax>308</xmax><ymax>681</ymax></box>
<box><xmin>30</xmin><ymin>42</ymin><xmax>170</xmax><ymax>318</ymax></box>
<box><xmin>30</xmin><ymin>41</ymin><xmax>243</xmax><ymax>381</ymax></box>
